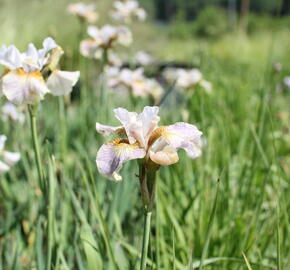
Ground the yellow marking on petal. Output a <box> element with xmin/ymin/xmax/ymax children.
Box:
<box><xmin>2</xmin><ymin>68</ymin><xmax>10</xmax><ymax>76</ymax></box>
<box><xmin>115</xmin><ymin>127</ymin><xmax>126</xmax><ymax>135</ymax></box>
<box><xmin>16</xmin><ymin>68</ymin><xmax>43</xmax><ymax>80</ymax></box>
<box><xmin>111</xmin><ymin>138</ymin><xmax>141</xmax><ymax>156</ymax></box>
<box><xmin>111</xmin><ymin>138</ymin><xmax>140</xmax><ymax>148</ymax></box>
<box><xmin>148</xmin><ymin>126</ymin><xmax>168</xmax><ymax>147</ymax></box>
<box><xmin>133</xmin><ymin>80</ymin><xmax>145</xmax><ymax>88</ymax></box>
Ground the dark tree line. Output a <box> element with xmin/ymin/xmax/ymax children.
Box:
<box><xmin>140</xmin><ymin>0</ymin><xmax>290</xmax><ymax>22</ymax></box>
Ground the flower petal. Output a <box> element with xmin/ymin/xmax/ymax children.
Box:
<box><xmin>149</xmin><ymin>145</ymin><xmax>179</xmax><ymax>166</ymax></box>
<box><xmin>42</xmin><ymin>37</ymin><xmax>57</xmax><ymax>52</ymax></box>
<box><xmin>3</xmin><ymin>151</ymin><xmax>20</xmax><ymax>166</ymax></box>
<box><xmin>96</xmin><ymin>123</ymin><xmax>124</xmax><ymax>136</ymax></box>
<box><xmin>166</xmin><ymin>122</ymin><xmax>203</xmax><ymax>159</ymax></box>
<box><xmin>0</xmin><ymin>160</ymin><xmax>10</xmax><ymax>173</ymax></box>
<box><xmin>96</xmin><ymin>138</ymin><xmax>145</xmax><ymax>181</ymax></box>
<box><xmin>1</xmin><ymin>70</ymin><xmax>49</xmax><ymax>105</ymax></box>
<box><xmin>113</xmin><ymin>106</ymin><xmax>160</xmax><ymax>147</ymax></box>
<box><xmin>113</xmin><ymin>107</ymin><xmax>139</xmax><ymax>144</ymax></box>
<box><xmin>80</xmin><ymin>39</ymin><xmax>101</xmax><ymax>58</ymax></box>
<box><xmin>0</xmin><ymin>45</ymin><xmax>22</xmax><ymax>70</ymax></box>
<box><xmin>46</xmin><ymin>70</ymin><xmax>80</xmax><ymax>96</ymax></box>
<box><xmin>117</xmin><ymin>26</ymin><xmax>132</xmax><ymax>46</ymax></box>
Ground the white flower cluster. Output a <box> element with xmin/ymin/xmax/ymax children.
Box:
<box><xmin>67</xmin><ymin>2</ymin><xmax>98</xmax><ymax>23</ymax></box>
<box><xmin>111</xmin><ymin>0</ymin><xmax>146</xmax><ymax>23</ymax></box>
<box><xmin>0</xmin><ymin>37</ymin><xmax>80</xmax><ymax>105</ymax></box>
<box><xmin>163</xmin><ymin>68</ymin><xmax>212</xmax><ymax>92</ymax></box>
<box><xmin>106</xmin><ymin>67</ymin><xmax>163</xmax><ymax>101</ymax></box>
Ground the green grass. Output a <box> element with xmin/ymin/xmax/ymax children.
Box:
<box><xmin>1</xmin><ymin>0</ymin><xmax>290</xmax><ymax>269</ymax></box>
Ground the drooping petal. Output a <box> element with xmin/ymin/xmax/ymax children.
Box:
<box><xmin>3</xmin><ymin>151</ymin><xmax>20</xmax><ymax>166</ymax></box>
<box><xmin>149</xmin><ymin>144</ymin><xmax>179</xmax><ymax>166</ymax></box>
<box><xmin>0</xmin><ymin>160</ymin><xmax>10</xmax><ymax>173</ymax></box>
<box><xmin>46</xmin><ymin>70</ymin><xmax>80</xmax><ymax>96</ymax></box>
<box><xmin>1</xmin><ymin>70</ymin><xmax>49</xmax><ymax>105</ymax></box>
<box><xmin>96</xmin><ymin>123</ymin><xmax>124</xmax><ymax>136</ymax></box>
<box><xmin>96</xmin><ymin>138</ymin><xmax>145</xmax><ymax>181</ymax></box>
<box><xmin>166</xmin><ymin>122</ymin><xmax>203</xmax><ymax>159</ymax></box>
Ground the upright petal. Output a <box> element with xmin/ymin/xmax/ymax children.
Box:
<box><xmin>0</xmin><ymin>45</ymin><xmax>23</xmax><ymax>70</ymax></box>
<box><xmin>114</xmin><ymin>106</ymin><xmax>160</xmax><ymax>148</ymax></box>
<box><xmin>42</xmin><ymin>37</ymin><xmax>57</xmax><ymax>52</ymax></box>
<box><xmin>114</xmin><ymin>108</ymin><xmax>139</xmax><ymax>144</ymax></box>
<box><xmin>46</xmin><ymin>70</ymin><xmax>80</xmax><ymax>96</ymax></box>
<box><xmin>87</xmin><ymin>25</ymin><xmax>100</xmax><ymax>40</ymax></box>
<box><xmin>96</xmin><ymin>138</ymin><xmax>145</xmax><ymax>181</ymax></box>
<box><xmin>96</xmin><ymin>123</ymin><xmax>124</xmax><ymax>136</ymax></box>
<box><xmin>137</xmin><ymin>106</ymin><xmax>160</xmax><ymax>146</ymax></box>
<box><xmin>2</xmin><ymin>70</ymin><xmax>49</xmax><ymax>105</ymax></box>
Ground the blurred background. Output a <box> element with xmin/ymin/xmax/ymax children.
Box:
<box><xmin>1</xmin><ymin>0</ymin><xmax>290</xmax><ymax>269</ymax></box>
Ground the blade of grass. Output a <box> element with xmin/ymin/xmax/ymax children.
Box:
<box><xmin>242</xmin><ymin>252</ymin><xmax>253</xmax><ymax>270</ymax></box>
<box><xmin>198</xmin><ymin>179</ymin><xmax>220</xmax><ymax>270</ymax></box>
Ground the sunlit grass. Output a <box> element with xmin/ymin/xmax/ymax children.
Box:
<box><xmin>0</xmin><ymin>0</ymin><xmax>290</xmax><ymax>269</ymax></box>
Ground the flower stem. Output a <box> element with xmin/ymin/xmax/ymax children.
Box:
<box><xmin>138</xmin><ymin>162</ymin><xmax>158</xmax><ymax>270</ymax></box>
<box><xmin>28</xmin><ymin>104</ymin><xmax>44</xmax><ymax>191</ymax></box>
<box><xmin>140</xmin><ymin>211</ymin><xmax>152</xmax><ymax>270</ymax></box>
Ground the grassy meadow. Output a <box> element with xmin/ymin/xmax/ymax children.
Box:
<box><xmin>0</xmin><ymin>0</ymin><xmax>290</xmax><ymax>269</ymax></box>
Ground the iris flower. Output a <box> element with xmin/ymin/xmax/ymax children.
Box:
<box><xmin>67</xmin><ymin>2</ymin><xmax>98</xmax><ymax>23</ymax></box>
<box><xmin>96</xmin><ymin>106</ymin><xmax>203</xmax><ymax>181</ymax></box>
<box><xmin>164</xmin><ymin>68</ymin><xmax>212</xmax><ymax>92</ymax></box>
<box><xmin>0</xmin><ymin>135</ymin><xmax>20</xmax><ymax>173</ymax></box>
<box><xmin>107</xmin><ymin>68</ymin><xmax>163</xmax><ymax>101</ymax></box>
<box><xmin>111</xmin><ymin>0</ymin><xmax>146</xmax><ymax>23</ymax></box>
<box><xmin>80</xmin><ymin>25</ymin><xmax>132</xmax><ymax>59</ymax></box>
<box><xmin>134</xmin><ymin>51</ymin><xmax>153</xmax><ymax>66</ymax></box>
<box><xmin>0</xmin><ymin>38</ymin><xmax>80</xmax><ymax>105</ymax></box>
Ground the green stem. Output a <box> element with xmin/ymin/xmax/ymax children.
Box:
<box><xmin>46</xmin><ymin>161</ymin><xmax>55</xmax><ymax>270</ymax></box>
<box><xmin>140</xmin><ymin>211</ymin><xmax>152</xmax><ymax>270</ymax></box>
<box><xmin>138</xmin><ymin>162</ymin><xmax>158</xmax><ymax>270</ymax></box>
<box><xmin>28</xmin><ymin>104</ymin><xmax>44</xmax><ymax>191</ymax></box>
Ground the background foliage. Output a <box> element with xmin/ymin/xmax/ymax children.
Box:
<box><xmin>0</xmin><ymin>0</ymin><xmax>290</xmax><ymax>269</ymax></box>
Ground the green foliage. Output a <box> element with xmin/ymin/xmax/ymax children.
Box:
<box><xmin>247</xmin><ymin>13</ymin><xmax>290</xmax><ymax>34</ymax></box>
<box><xmin>1</xmin><ymin>0</ymin><xmax>290</xmax><ymax>269</ymax></box>
<box><xmin>169</xmin><ymin>7</ymin><xmax>228</xmax><ymax>39</ymax></box>
<box><xmin>193</xmin><ymin>6</ymin><xmax>228</xmax><ymax>38</ymax></box>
